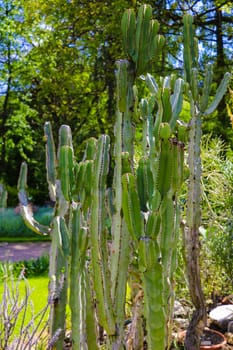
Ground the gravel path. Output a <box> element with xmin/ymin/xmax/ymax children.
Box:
<box><xmin>0</xmin><ymin>242</ymin><xmax>51</xmax><ymax>262</ymax></box>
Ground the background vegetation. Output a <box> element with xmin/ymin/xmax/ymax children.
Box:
<box><xmin>0</xmin><ymin>0</ymin><xmax>232</xmax><ymax>205</ymax></box>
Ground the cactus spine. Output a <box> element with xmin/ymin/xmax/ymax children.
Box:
<box><xmin>183</xmin><ymin>15</ymin><xmax>231</xmax><ymax>350</ymax></box>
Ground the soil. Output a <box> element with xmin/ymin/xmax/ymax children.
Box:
<box><xmin>200</xmin><ymin>329</ymin><xmax>225</xmax><ymax>346</ymax></box>
<box><xmin>0</xmin><ymin>242</ymin><xmax>51</xmax><ymax>262</ymax></box>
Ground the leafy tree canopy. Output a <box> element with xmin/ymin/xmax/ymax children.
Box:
<box><xmin>0</xmin><ymin>0</ymin><xmax>232</xmax><ymax>204</ymax></box>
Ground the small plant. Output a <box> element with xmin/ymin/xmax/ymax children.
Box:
<box><xmin>0</xmin><ymin>263</ymin><xmax>49</xmax><ymax>350</ymax></box>
<box><xmin>8</xmin><ymin>255</ymin><xmax>50</xmax><ymax>278</ymax></box>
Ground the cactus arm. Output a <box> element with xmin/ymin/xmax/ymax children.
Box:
<box><xmin>84</xmin><ymin>267</ymin><xmax>98</xmax><ymax>350</ymax></box>
<box><xmin>136</xmin><ymin>5</ymin><xmax>152</xmax><ymax>74</ymax></box>
<box><xmin>122</xmin><ymin>173</ymin><xmax>142</xmax><ymax>240</ymax></box>
<box><xmin>115</xmin><ymin>59</ymin><xmax>135</xmax><ymax>160</ymax></box>
<box><xmin>150</xmin><ymin>21</ymin><xmax>165</xmax><ymax>62</ymax></box>
<box><xmin>83</xmin><ymin>137</ymin><xmax>97</xmax><ymax>161</ymax></box>
<box><xmin>121</xmin><ymin>9</ymin><xmax>136</xmax><ymax>60</ymax></box>
<box><xmin>145</xmin><ymin>73</ymin><xmax>159</xmax><ymax>95</ymax></box>
<box><xmin>183</xmin><ymin>15</ymin><xmax>197</xmax><ymax>84</ymax></box>
<box><xmin>59</xmin><ymin>146</ymin><xmax>74</xmax><ymax>202</ymax></box>
<box><xmin>44</xmin><ymin>121</ymin><xmax>57</xmax><ymax>201</ymax></box>
<box><xmin>159</xmin><ymin>195</ymin><xmax>175</xmax><ymax>327</ymax></box>
<box><xmin>18</xmin><ymin>162</ymin><xmax>50</xmax><ymax>236</ymax></box>
<box><xmin>59</xmin><ymin>217</ymin><xmax>70</xmax><ymax>257</ymax></box>
<box><xmin>159</xmin><ymin>195</ymin><xmax>174</xmax><ymax>272</ymax></box>
<box><xmin>203</xmin><ymin>72</ymin><xmax>231</xmax><ymax>116</ymax></box>
<box><xmin>137</xmin><ymin>157</ymin><xmax>153</xmax><ymax>212</ymax></box>
<box><xmin>162</xmin><ymin>88</ymin><xmax>172</xmax><ymax>123</ymax></box>
<box><xmin>90</xmin><ymin>135</ymin><xmax>115</xmax><ymax>335</ymax></box>
<box><xmin>200</xmin><ymin>64</ymin><xmax>213</xmax><ymax>112</ymax></box>
<box><xmin>110</xmin><ymin>61</ymin><xmax>133</xmax><ymax>349</ymax></box>
<box><xmin>70</xmin><ymin>203</ymin><xmax>89</xmax><ymax>347</ymax></box>
<box><xmin>156</xmin><ymin>137</ymin><xmax>172</xmax><ymax>198</ymax></box>
<box><xmin>49</xmin><ymin>248</ymin><xmax>68</xmax><ymax>350</ymax></box>
<box><xmin>140</xmin><ymin>239</ymin><xmax>166</xmax><ymax>350</ymax></box>
<box><xmin>110</xmin><ymin>107</ymin><xmax>122</xmax><ymax>299</ymax></box>
<box><xmin>122</xmin><ymin>62</ymin><xmax>135</xmax><ymax>159</ymax></box>
<box><xmin>170</xmin><ymin>78</ymin><xmax>184</xmax><ymax>131</ymax></box>
<box><xmin>58</xmin><ymin>126</ymin><xmax>74</xmax><ymax>203</ymax></box>
<box><xmin>70</xmin><ymin>204</ymin><xmax>92</xmax><ymax>349</ymax></box>
<box><xmin>58</xmin><ymin>124</ymin><xmax>73</xmax><ymax>149</ymax></box>
<box><xmin>140</xmin><ymin>98</ymin><xmax>149</xmax><ymax>155</ymax></box>
<box><xmin>116</xmin><ymin>60</ymin><xmax>129</xmax><ymax>113</ymax></box>
<box><xmin>113</xmin><ymin>219</ymin><xmax>130</xmax><ymax>321</ymax></box>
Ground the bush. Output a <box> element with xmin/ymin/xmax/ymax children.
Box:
<box><xmin>0</xmin><ymin>255</ymin><xmax>50</xmax><ymax>279</ymax></box>
<box><xmin>201</xmin><ymin>136</ymin><xmax>233</xmax><ymax>291</ymax></box>
<box><xmin>0</xmin><ymin>206</ymin><xmax>53</xmax><ymax>239</ymax></box>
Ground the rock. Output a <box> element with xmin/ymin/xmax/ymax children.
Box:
<box><xmin>228</xmin><ymin>321</ymin><xmax>233</xmax><ymax>333</ymax></box>
<box><xmin>173</xmin><ymin>300</ymin><xmax>191</xmax><ymax>318</ymax></box>
<box><xmin>173</xmin><ymin>300</ymin><xmax>192</xmax><ymax>330</ymax></box>
<box><xmin>209</xmin><ymin>305</ymin><xmax>233</xmax><ymax>332</ymax></box>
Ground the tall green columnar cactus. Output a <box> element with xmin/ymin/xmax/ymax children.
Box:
<box><xmin>18</xmin><ymin>123</ymin><xmax>98</xmax><ymax>350</ymax></box>
<box><xmin>18</xmin><ymin>126</ymin><xmax>69</xmax><ymax>350</ymax></box>
<box><xmin>183</xmin><ymin>15</ymin><xmax>231</xmax><ymax>350</ymax></box>
<box><xmin>121</xmin><ymin>4</ymin><xmax>164</xmax><ymax>159</ymax></box>
<box><xmin>45</xmin><ymin>123</ymin><xmax>99</xmax><ymax>350</ymax></box>
<box><xmin>122</xmin><ymin>74</ymin><xmax>185</xmax><ymax>350</ymax></box>
<box><xmin>0</xmin><ymin>183</ymin><xmax>7</xmax><ymax>209</ymax></box>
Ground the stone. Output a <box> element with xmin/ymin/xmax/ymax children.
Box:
<box><xmin>209</xmin><ymin>305</ymin><xmax>233</xmax><ymax>332</ymax></box>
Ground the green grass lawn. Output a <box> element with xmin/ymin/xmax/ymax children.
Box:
<box><xmin>0</xmin><ymin>236</ymin><xmax>51</xmax><ymax>242</ymax></box>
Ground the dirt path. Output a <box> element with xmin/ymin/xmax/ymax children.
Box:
<box><xmin>0</xmin><ymin>242</ymin><xmax>51</xmax><ymax>262</ymax></box>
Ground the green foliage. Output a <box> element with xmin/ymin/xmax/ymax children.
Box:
<box><xmin>201</xmin><ymin>136</ymin><xmax>233</xmax><ymax>286</ymax></box>
<box><xmin>175</xmin><ymin>136</ymin><xmax>233</xmax><ymax>301</ymax></box>
<box><xmin>0</xmin><ymin>255</ymin><xmax>49</xmax><ymax>279</ymax></box>
<box><xmin>3</xmin><ymin>103</ymin><xmax>37</xmax><ymax>162</ymax></box>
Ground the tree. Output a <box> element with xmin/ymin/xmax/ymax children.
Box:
<box><xmin>0</xmin><ymin>0</ymin><xmax>37</xmax><ymax>199</ymax></box>
<box><xmin>1</xmin><ymin>0</ymin><xmax>232</xmax><ymax>203</ymax></box>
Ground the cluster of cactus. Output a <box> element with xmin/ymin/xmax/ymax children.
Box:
<box><xmin>119</xmin><ymin>4</ymin><xmax>164</xmax><ymax>160</ymax></box>
<box><xmin>16</xmin><ymin>5</ymin><xmax>185</xmax><ymax>350</ymax></box>
<box><xmin>121</xmin><ymin>4</ymin><xmax>164</xmax><ymax>75</ymax></box>
<box><xmin>122</xmin><ymin>70</ymin><xmax>186</xmax><ymax>349</ymax></box>
<box><xmin>16</xmin><ymin>6</ymin><xmax>231</xmax><ymax>350</ymax></box>
<box><xmin>183</xmin><ymin>14</ymin><xmax>231</xmax><ymax>350</ymax></box>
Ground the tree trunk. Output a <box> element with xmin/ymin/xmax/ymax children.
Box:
<box><xmin>184</xmin><ymin>113</ymin><xmax>206</xmax><ymax>349</ymax></box>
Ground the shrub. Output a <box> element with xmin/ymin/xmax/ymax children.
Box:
<box><xmin>201</xmin><ymin>136</ymin><xmax>233</xmax><ymax>291</ymax></box>
<box><xmin>0</xmin><ymin>263</ymin><xmax>50</xmax><ymax>349</ymax></box>
<box><xmin>0</xmin><ymin>255</ymin><xmax>50</xmax><ymax>279</ymax></box>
